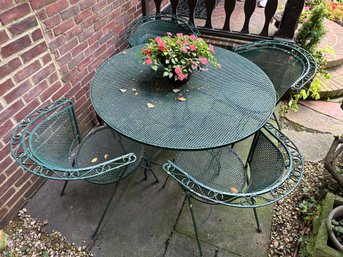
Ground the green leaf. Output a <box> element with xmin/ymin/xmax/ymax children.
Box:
<box><xmin>163</xmin><ymin>71</ymin><xmax>169</xmax><ymax>77</ymax></box>
<box><xmin>324</xmin><ymin>73</ymin><xmax>331</xmax><ymax>79</ymax></box>
<box><xmin>165</xmin><ymin>59</ymin><xmax>170</xmax><ymax>64</ymax></box>
<box><xmin>151</xmin><ymin>65</ymin><xmax>158</xmax><ymax>71</ymax></box>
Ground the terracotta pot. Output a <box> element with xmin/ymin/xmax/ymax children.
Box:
<box><xmin>326</xmin><ymin>205</ymin><xmax>343</xmax><ymax>253</ymax></box>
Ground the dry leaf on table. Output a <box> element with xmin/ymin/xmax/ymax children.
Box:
<box><xmin>104</xmin><ymin>154</ymin><xmax>109</xmax><ymax>159</ymax></box>
<box><xmin>173</xmin><ymin>88</ymin><xmax>181</xmax><ymax>93</ymax></box>
<box><xmin>230</xmin><ymin>186</ymin><xmax>238</xmax><ymax>193</ymax></box>
<box><xmin>177</xmin><ymin>96</ymin><xmax>187</xmax><ymax>102</ymax></box>
<box><xmin>119</xmin><ymin>88</ymin><xmax>127</xmax><ymax>93</ymax></box>
<box><xmin>91</xmin><ymin>157</ymin><xmax>98</xmax><ymax>163</ymax></box>
<box><xmin>147</xmin><ymin>103</ymin><xmax>155</xmax><ymax>109</ymax></box>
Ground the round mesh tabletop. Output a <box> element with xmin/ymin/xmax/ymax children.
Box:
<box><xmin>91</xmin><ymin>45</ymin><xmax>276</xmax><ymax>150</ymax></box>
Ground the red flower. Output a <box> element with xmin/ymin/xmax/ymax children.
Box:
<box><xmin>190</xmin><ymin>45</ymin><xmax>196</xmax><ymax>51</ymax></box>
<box><xmin>199</xmin><ymin>57</ymin><xmax>208</xmax><ymax>65</ymax></box>
<box><xmin>176</xmin><ymin>33</ymin><xmax>183</xmax><ymax>37</ymax></box>
<box><xmin>189</xmin><ymin>34</ymin><xmax>197</xmax><ymax>41</ymax></box>
<box><xmin>145</xmin><ymin>58</ymin><xmax>152</xmax><ymax>65</ymax></box>
<box><xmin>209</xmin><ymin>44</ymin><xmax>215</xmax><ymax>53</ymax></box>
<box><xmin>175</xmin><ymin>67</ymin><xmax>182</xmax><ymax>74</ymax></box>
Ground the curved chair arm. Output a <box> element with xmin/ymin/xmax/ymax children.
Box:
<box><xmin>11</xmin><ymin>133</ymin><xmax>137</xmax><ymax>181</ymax></box>
<box><xmin>163</xmin><ymin>123</ymin><xmax>304</xmax><ymax>208</ymax></box>
<box><xmin>234</xmin><ymin>40</ymin><xmax>317</xmax><ymax>91</ymax></box>
<box><xmin>126</xmin><ymin>14</ymin><xmax>200</xmax><ymax>47</ymax></box>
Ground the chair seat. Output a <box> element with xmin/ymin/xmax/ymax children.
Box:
<box><xmin>174</xmin><ymin>147</ymin><xmax>246</xmax><ymax>203</ymax></box>
<box><xmin>75</xmin><ymin>127</ymin><xmax>144</xmax><ymax>185</ymax></box>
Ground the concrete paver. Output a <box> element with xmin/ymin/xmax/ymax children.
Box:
<box><xmin>175</xmin><ymin>200</ymin><xmax>272</xmax><ymax>257</ymax></box>
<box><xmin>299</xmin><ymin>101</ymin><xmax>343</xmax><ymax>122</ymax></box>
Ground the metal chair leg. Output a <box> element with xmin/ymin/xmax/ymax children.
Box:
<box><xmin>162</xmin><ymin>175</ymin><xmax>169</xmax><ymax>188</ymax></box>
<box><xmin>272</xmin><ymin>111</ymin><xmax>281</xmax><ymax>130</ymax></box>
<box><xmin>60</xmin><ymin>181</ymin><xmax>68</xmax><ymax>196</ymax></box>
<box><xmin>252</xmin><ymin>207</ymin><xmax>262</xmax><ymax>233</ymax></box>
<box><xmin>92</xmin><ymin>181</ymin><xmax>120</xmax><ymax>240</ymax></box>
<box><xmin>187</xmin><ymin>194</ymin><xmax>203</xmax><ymax>257</ymax></box>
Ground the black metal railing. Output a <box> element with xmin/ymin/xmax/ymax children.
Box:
<box><xmin>141</xmin><ymin>0</ymin><xmax>305</xmax><ymax>41</ymax></box>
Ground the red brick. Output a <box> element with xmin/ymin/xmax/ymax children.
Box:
<box><xmin>99</xmin><ymin>5</ymin><xmax>112</xmax><ymax>18</ymax></box>
<box><xmin>75</xmin><ymin>9</ymin><xmax>92</xmax><ymax>24</ymax></box>
<box><xmin>40</xmin><ymin>81</ymin><xmax>63</xmax><ymax>101</ymax></box>
<box><xmin>93</xmin><ymin>0</ymin><xmax>106</xmax><ymax>12</ymax></box>
<box><xmin>0</xmin><ymin>0</ymin><xmax>11</xmax><ymax>10</ymax></box>
<box><xmin>0</xmin><ymin>79</ymin><xmax>15</xmax><ymax>98</ymax></box>
<box><xmin>0</xmin><ymin>119</ymin><xmax>14</xmax><ymax>142</ymax></box>
<box><xmin>42</xmin><ymin>53</ymin><xmax>52</xmax><ymax>65</ymax></box>
<box><xmin>4</xmin><ymin>80</ymin><xmax>32</xmax><ymax>104</ymax></box>
<box><xmin>51</xmin><ymin>83</ymin><xmax>72</xmax><ymax>101</ymax></box>
<box><xmin>70</xmin><ymin>0</ymin><xmax>80</xmax><ymax>4</ymax></box>
<box><xmin>0</xmin><ymin>30</ymin><xmax>9</xmax><ymax>44</ymax></box>
<box><xmin>92</xmin><ymin>44</ymin><xmax>106</xmax><ymax>59</ymax></box>
<box><xmin>32</xmin><ymin>63</ymin><xmax>56</xmax><ymax>84</ymax></box>
<box><xmin>14</xmin><ymin>99</ymin><xmax>40</xmax><ymax>122</ymax></box>
<box><xmin>60</xmin><ymin>4</ymin><xmax>80</xmax><ymax>20</ymax></box>
<box><xmin>64</xmin><ymin>24</ymin><xmax>83</xmax><ymax>40</ymax></box>
<box><xmin>71</xmin><ymin>66</ymin><xmax>88</xmax><ymax>84</ymax></box>
<box><xmin>87</xmin><ymin>30</ymin><xmax>102</xmax><ymax>45</ymax></box>
<box><xmin>32</xmin><ymin>29</ymin><xmax>43</xmax><ymax>41</ymax></box>
<box><xmin>21</xmin><ymin>42</ymin><xmax>48</xmax><ymax>63</ymax></box>
<box><xmin>71</xmin><ymin>41</ymin><xmax>88</xmax><ymax>57</ymax></box>
<box><xmin>44</xmin><ymin>14</ymin><xmax>62</xmax><ymax>30</ymax></box>
<box><xmin>80</xmin><ymin>0</ymin><xmax>96</xmax><ymax>11</ymax></box>
<box><xmin>61</xmin><ymin>66</ymin><xmax>78</xmax><ymax>82</ymax></box>
<box><xmin>59</xmin><ymin>37</ymin><xmax>78</xmax><ymax>55</ymax></box>
<box><xmin>49</xmin><ymin>35</ymin><xmax>66</xmax><ymax>51</ymax></box>
<box><xmin>31</xmin><ymin>0</ymin><xmax>57</xmax><ymax>10</ymax></box>
<box><xmin>82</xmin><ymin>14</ymin><xmax>98</xmax><ymax>28</ymax></box>
<box><xmin>36</xmin><ymin>9</ymin><xmax>47</xmax><ymax>20</ymax></box>
<box><xmin>0</xmin><ymin>100</ymin><xmax>24</xmax><ymax>124</ymax></box>
<box><xmin>0</xmin><ymin>3</ymin><xmax>30</xmax><ymax>25</ymax></box>
<box><xmin>48</xmin><ymin>71</ymin><xmax>59</xmax><ymax>84</ymax></box>
<box><xmin>84</xmin><ymin>41</ymin><xmax>99</xmax><ymax>57</ymax></box>
<box><xmin>58</xmin><ymin>52</ymin><xmax>72</xmax><ymax>66</ymax></box>
<box><xmin>53</xmin><ymin>18</ymin><xmax>75</xmax><ymax>36</ymax></box>
<box><xmin>78</xmin><ymin>56</ymin><xmax>93</xmax><ymax>71</ymax></box>
<box><xmin>46</xmin><ymin>0</ymin><xmax>69</xmax><ymax>17</ymax></box>
<box><xmin>80</xmin><ymin>70</ymin><xmax>95</xmax><ymax>86</ymax></box>
<box><xmin>78</xmin><ymin>26</ymin><xmax>95</xmax><ymax>42</ymax></box>
<box><xmin>14</xmin><ymin>171</ymin><xmax>32</xmax><ymax>188</ymax></box>
<box><xmin>0</xmin><ymin>188</ymin><xmax>16</xmax><ymax>207</ymax></box>
<box><xmin>0</xmin><ymin>58</ymin><xmax>22</xmax><ymax>80</ymax></box>
<box><xmin>1</xmin><ymin>35</ymin><xmax>31</xmax><ymax>58</ymax></box>
<box><xmin>14</xmin><ymin>60</ymin><xmax>41</xmax><ymax>83</ymax></box>
<box><xmin>23</xmin><ymin>80</ymin><xmax>48</xmax><ymax>103</ymax></box>
<box><xmin>88</xmin><ymin>53</ymin><xmax>104</xmax><ymax>71</ymax></box>
<box><xmin>8</xmin><ymin>16</ymin><xmax>38</xmax><ymax>36</ymax></box>
<box><xmin>94</xmin><ymin>19</ymin><xmax>107</xmax><ymax>31</ymax></box>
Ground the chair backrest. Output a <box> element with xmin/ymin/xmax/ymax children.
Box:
<box><xmin>234</xmin><ymin>40</ymin><xmax>317</xmax><ymax>101</ymax></box>
<box><xmin>127</xmin><ymin>14</ymin><xmax>200</xmax><ymax>47</ymax></box>
<box><xmin>10</xmin><ymin>99</ymin><xmax>137</xmax><ymax>181</ymax></box>
<box><xmin>163</xmin><ymin>123</ymin><xmax>304</xmax><ymax>208</ymax></box>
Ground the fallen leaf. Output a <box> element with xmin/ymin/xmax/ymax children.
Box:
<box><xmin>230</xmin><ymin>187</ymin><xmax>238</xmax><ymax>193</ymax></box>
<box><xmin>91</xmin><ymin>157</ymin><xmax>98</xmax><ymax>163</ymax></box>
<box><xmin>122</xmin><ymin>51</ymin><xmax>127</xmax><ymax>54</ymax></box>
<box><xmin>104</xmin><ymin>154</ymin><xmax>109</xmax><ymax>159</ymax></box>
<box><xmin>147</xmin><ymin>103</ymin><xmax>155</xmax><ymax>109</ymax></box>
<box><xmin>134</xmin><ymin>92</ymin><xmax>138</xmax><ymax>96</ymax></box>
<box><xmin>119</xmin><ymin>88</ymin><xmax>127</xmax><ymax>93</ymax></box>
<box><xmin>177</xmin><ymin>96</ymin><xmax>187</xmax><ymax>102</ymax></box>
<box><xmin>172</xmin><ymin>88</ymin><xmax>181</xmax><ymax>93</ymax></box>
<box><xmin>132</xmin><ymin>88</ymin><xmax>137</xmax><ymax>92</ymax></box>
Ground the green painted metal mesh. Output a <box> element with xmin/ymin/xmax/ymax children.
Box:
<box><xmin>30</xmin><ymin>108</ymin><xmax>77</xmax><ymax>169</ymax></box>
<box><xmin>247</xmin><ymin>132</ymin><xmax>285</xmax><ymax>193</ymax></box>
<box><xmin>238</xmin><ymin>48</ymin><xmax>304</xmax><ymax>101</ymax></box>
<box><xmin>91</xmin><ymin>46</ymin><xmax>276</xmax><ymax>150</ymax></box>
<box><xmin>175</xmin><ymin>147</ymin><xmax>246</xmax><ymax>194</ymax></box>
<box><xmin>75</xmin><ymin>127</ymin><xmax>144</xmax><ymax>184</ymax></box>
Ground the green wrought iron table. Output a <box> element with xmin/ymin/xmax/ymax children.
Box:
<box><xmin>91</xmin><ymin>45</ymin><xmax>276</xmax><ymax>150</ymax></box>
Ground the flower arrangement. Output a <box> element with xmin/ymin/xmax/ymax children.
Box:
<box><xmin>141</xmin><ymin>33</ymin><xmax>219</xmax><ymax>82</ymax></box>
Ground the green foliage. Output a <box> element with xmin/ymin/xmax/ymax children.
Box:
<box><xmin>299</xmin><ymin>197</ymin><xmax>318</xmax><ymax>220</ymax></box>
<box><xmin>332</xmin><ymin>217</ymin><xmax>343</xmax><ymax>244</ymax></box>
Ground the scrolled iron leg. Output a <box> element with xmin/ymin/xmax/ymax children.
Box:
<box><xmin>252</xmin><ymin>207</ymin><xmax>262</xmax><ymax>233</ymax></box>
<box><xmin>92</xmin><ymin>181</ymin><xmax>120</xmax><ymax>240</ymax></box>
<box><xmin>60</xmin><ymin>181</ymin><xmax>68</xmax><ymax>196</ymax></box>
<box><xmin>187</xmin><ymin>194</ymin><xmax>203</xmax><ymax>257</ymax></box>
<box><xmin>272</xmin><ymin>112</ymin><xmax>281</xmax><ymax>130</ymax></box>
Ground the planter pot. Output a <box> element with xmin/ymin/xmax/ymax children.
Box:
<box><xmin>327</xmin><ymin>206</ymin><xmax>343</xmax><ymax>253</ymax></box>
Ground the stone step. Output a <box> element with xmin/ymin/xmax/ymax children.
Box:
<box><xmin>319</xmin><ymin>65</ymin><xmax>343</xmax><ymax>99</ymax></box>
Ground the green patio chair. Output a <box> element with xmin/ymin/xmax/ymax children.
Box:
<box><xmin>126</xmin><ymin>14</ymin><xmax>200</xmax><ymax>47</ymax></box>
<box><xmin>10</xmin><ymin>99</ymin><xmax>144</xmax><ymax>239</ymax></box>
<box><xmin>234</xmin><ymin>40</ymin><xmax>317</xmax><ymax>128</ymax></box>
<box><xmin>163</xmin><ymin>123</ymin><xmax>304</xmax><ymax>257</ymax></box>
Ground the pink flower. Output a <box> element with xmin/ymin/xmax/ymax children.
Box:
<box><xmin>155</xmin><ymin>36</ymin><xmax>162</xmax><ymax>43</ymax></box>
<box><xmin>189</xmin><ymin>34</ymin><xmax>197</xmax><ymax>41</ymax></box>
<box><xmin>145</xmin><ymin>58</ymin><xmax>152</xmax><ymax>65</ymax></box>
<box><xmin>175</xmin><ymin>67</ymin><xmax>182</xmax><ymax>74</ymax></box>
<box><xmin>182</xmin><ymin>46</ymin><xmax>188</xmax><ymax>53</ymax></box>
<box><xmin>177</xmin><ymin>73</ymin><xmax>188</xmax><ymax>81</ymax></box>
<box><xmin>303</xmin><ymin>18</ymin><xmax>308</xmax><ymax>23</ymax></box>
<box><xmin>304</xmin><ymin>6</ymin><xmax>310</xmax><ymax>11</ymax></box>
<box><xmin>167</xmin><ymin>32</ymin><xmax>172</xmax><ymax>36</ymax></box>
<box><xmin>199</xmin><ymin>57</ymin><xmax>208</xmax><ymax>65</ymax></box>
<box><xmin>190</xmin><ymin>44</ymin><xmax>196</xmax><ymax>51</ymax></box>
<box><xmin>176</xmin><ymin>33</ymin><xmax>183</xmax><ymax>37</ymax></box>
<box><xmin>209</xmin><ymin>44</ymin><xmax>215</xmax><ymax>53</ymax></box>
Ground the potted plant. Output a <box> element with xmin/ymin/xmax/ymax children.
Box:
<box><xmin>141</xmin><ymin>33</ymin><xmax>219</xmax><ymax>85</ymax></box>
<box><xmin>327</xmin><ymin>205</ymin><xmax>343</xmax><ymax>253</ymax></box>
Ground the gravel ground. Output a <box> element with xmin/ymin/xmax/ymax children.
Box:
<box><xmin>268</xmin><ymin>161</ymin><xmax>343</xmax><ymax>257</ymax></box>
<box><xmin>0</xmin><ymin>209</ymin><xmax>92</xmax><ymax>257</ymax></box>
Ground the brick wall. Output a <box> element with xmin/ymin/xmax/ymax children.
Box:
<box><xmin>0</xmin><ymin>0</ymin><xmax>142</xmax><ymax>225</ymax></box>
